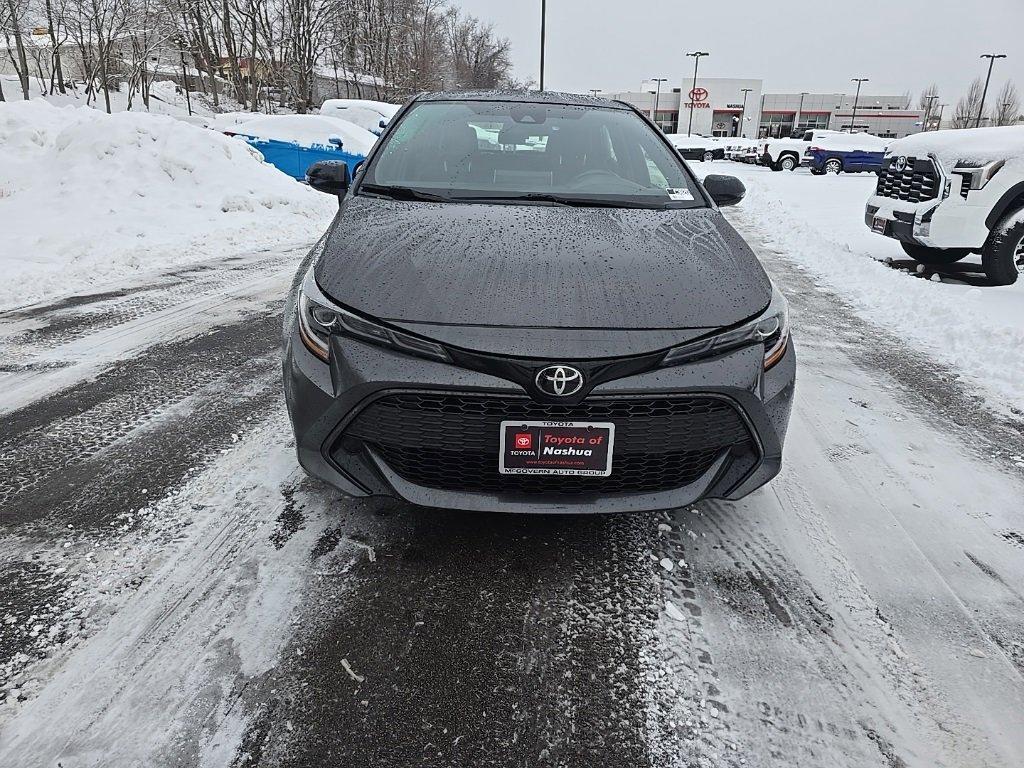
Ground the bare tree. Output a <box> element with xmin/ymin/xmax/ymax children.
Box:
<box><xmin>991</xmin><ymin>80</ymin><xmax>1020</xmax><ymax>126</ymax></box>
<box><xmin>952</xmin><ymin>77</ymin><xmax>985</xmax><ymax>129</ymax></box>
<box><xmin>1</xmin><ymin>0</ymin><xmax>32</xmax><ymax>99</ymax></box>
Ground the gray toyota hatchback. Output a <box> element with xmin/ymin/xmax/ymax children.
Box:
<box><xmin>283</xmin><ymin>91</ymin><xmax>795</xmax><ymax>513</ymax></box>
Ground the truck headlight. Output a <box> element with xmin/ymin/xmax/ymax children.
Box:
<box><xmin>661</xmin><ymin>285</ymin><xmax>790</xmax><ymax>371</ymax></box>
<box><xmin>952</xmin><ymin>159</ymin><xmax>1005</xmax><ymax>194</ymax></box>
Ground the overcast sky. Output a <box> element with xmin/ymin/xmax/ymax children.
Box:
<box><xmin>456</xmin><ymin>0</ymin><xmax>1023</xmax><ymax>107</ymax></box>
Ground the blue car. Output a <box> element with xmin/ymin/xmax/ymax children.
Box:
<box><xmin>224</xmin><ymin>115</ymin><xmax>377</xmax><ymax>181</ymax></box>
<box><xmin>801</xmin><ymin>134</ymin><xmax>889</xmax><ymax>175</ymax></box>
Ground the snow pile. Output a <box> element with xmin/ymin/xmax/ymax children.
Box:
<box><xmin>0</xmin><ymin>100</ymin><xmax>335</xmax><ymax>310</ymax></box>
<box><xmin>228</xmin><ymin>114</ymin><xmax>377</xmax><ymax>156</ymax></box>
<box><xmin>697</xmin><ymin>165</ymin><xmax>1024</xmax><ymax>415</ymax></box>
<box><xmin>887</xmin><ymin>126</ymin><xmax>1024</xmax><ymax>170</ymax></box>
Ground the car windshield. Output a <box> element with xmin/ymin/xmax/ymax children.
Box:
<box><xmin>360</xmin><ymin>99</ymin><xmax>705</xmax><ymax>209</ymax></box>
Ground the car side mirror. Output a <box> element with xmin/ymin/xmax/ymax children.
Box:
<box><xmin>306</xmin><ymin>161</ymin><xmax>350</xmax><ymax>197</ymax></box>
<box><xmin>378</xmin><ymin>118</ymin><xmax>388</xmax><ymax>130</ymax></box>
<box><xmin>703</xmin><ymin>174</ymin><xmax>746</xmax><ymax>207</ymax></box>
<box><xmin>328</xmin><ymin>134</ymin><xmax>343</xmax><ymax>148</ymax></box>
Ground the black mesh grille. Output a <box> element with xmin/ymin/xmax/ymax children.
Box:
<box><xmin>875</xmin><ymin>156</ymin><xmax>940</xmax><ymax>203</ymax></box>
<box><xmin>339</xmin><ymin>392</ymin><xmax>755</xmax><ymax>495</ymax></box>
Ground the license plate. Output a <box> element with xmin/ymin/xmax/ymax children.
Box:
<box><xmin>499</xmin><ymin>421</ymin><xmax>615</xmax><ymax>476</ymax></box>
<box><xmin>872</xmin><ymin>216</ymin><xmax>889</xmax><ymax>234</ymax></box>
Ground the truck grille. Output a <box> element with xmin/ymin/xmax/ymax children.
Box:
<box><xmin>875</xmin><ymin>156</ymin><xmax>940</xmax><ymax>203</ymax></box>
<box><xmin>339</xmin><ymin>392</ymin><xmax>756</xmax><ymax>496</ymax></box>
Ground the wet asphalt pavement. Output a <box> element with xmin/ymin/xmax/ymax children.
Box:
<box><xmin>0</xmin><ymin>234</ymin><xmax>1023</xmax><ymax>768</ymax></box>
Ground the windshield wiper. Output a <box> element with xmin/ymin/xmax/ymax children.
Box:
<box><xmin>454</xmin><ymin>192</ymin><xmax>670</xmax><ymax>209</ymax></box>
<box><xmin>359</xmin><ymin>184</ymin><xmax>451</xmax><ymax>202</ymax></box>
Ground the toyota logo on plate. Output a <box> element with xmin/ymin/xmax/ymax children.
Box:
<box><xmin>894</xmin><ymin>156</ymin><xmax>908</xmax><ymax>172</ymax></box>
<box><xmin>535</xmin><ymin>365</ymin><xmax>584</xmax><ymax>397</ymax></box>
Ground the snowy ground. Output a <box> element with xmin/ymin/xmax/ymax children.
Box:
<box><xmin>0</xmin><ymin>160</ymin><xmax>1022</xmax><ymax>767</ymax></box>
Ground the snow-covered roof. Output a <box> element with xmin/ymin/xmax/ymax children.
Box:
<box><xmin>809</xmin><ymin>132</ymin><xmax>889</xmax><ymax>152</ymax></box>
<box><xmin>320</xmin><ymin>98</ymin><xmax>401</xmax><ymax>118</ymax></box>
<box><xmin>229</xmin><ymin>114</ymin><xmax>377</xmax><ymax>155</ymax></box>
<box><xmin>886</xmin><ymin>126</ymin><xmax>1024</xmax><ymax>169</ymax></box>
<box><xmin>312</xmin><ymin>65</ymin><xmax>384</xmax><ymax>87</ymax></box>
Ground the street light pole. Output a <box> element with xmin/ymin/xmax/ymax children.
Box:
<box><xmin>922</xmin><ymin>93</ymin><xmax>938</xmax><ymax>132</ymax></box>
<box><xmin>795</xmin><ymin>91</ymin><xmax>808</xmax><ymax>135</ymax></box>
<box><xmin>739</xmin><ymin>87</ymin><xmax>752</xmax><ymax>138</ymax></box>
<box><xmin>650</xmin><ymin>77</ymin><xmax>668</xmax><ymax>130</ymax></box>
<box><xmin>589</xmin><ymin>89</ymin><xmax>600</xmax><ymax>97</ymax></box>
<box><xmin>539</xmin><ymin>0</ymin><xmax>547</xmax><ymax>91</ymax></box>
<box><xmin>685</xmin><ymin>51</ymin><xmax>709</xmax><ymax>137</ymax></box>
<box><xmin>976</xmin><ymin>53</ymin><xmax>1007</xmax><ymax>128</ymax></box>
<box><xmin>850</xmin><ymin>77</ymin><xmax>869</xmax><ymax>132</ymax></box>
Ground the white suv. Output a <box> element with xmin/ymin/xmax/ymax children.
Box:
<box><xmin>865</xmin><ymin>126</ymin><xmax>1024</xmax><ymax>285</ymax></box>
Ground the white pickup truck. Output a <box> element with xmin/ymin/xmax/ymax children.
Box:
<box><xmin>759</xmin><ymin>129</ymin><xmax>841</xmax><ymax>171</ymax></box>
<box><xmin>865</xmin><ymin>126</ymin><xmax>1024</xmax><ymax>285</ymax></box>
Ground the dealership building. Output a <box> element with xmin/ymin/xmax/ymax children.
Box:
<box><xmin>600</xmin><ymin>77</ymin><xmax>925</xmax><ymax>139</ymax></box>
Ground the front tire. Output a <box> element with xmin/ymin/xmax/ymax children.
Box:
<box><xmin>900</xmin><ymin>242</ymin><xmax>970</xmax><ymax>265</ymax></box>
<box><xmin>779</xmin><ymin>155</ymin><xmax>798</xmax><ymax>171</ymax></box>
<box><xmin>982</xmin><ymin>209</ymin><xmax>1024</xmax><ymax>285</ymax></box>
<box><xmin>824</xmin><ymin>158</ymin><xmax>843</xmax><ymax>174</ymax></box>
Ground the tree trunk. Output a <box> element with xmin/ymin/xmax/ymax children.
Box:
<box><xmin>5</xmin><ymin>0</ymin><xmax>31</xmax><ymax>100</ymax></box>
<box><xmin>44</xmin><ymin>0</ymin><xmax>66</xmax><ymax>94</ymax></box>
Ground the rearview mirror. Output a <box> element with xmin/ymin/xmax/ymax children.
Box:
<box><xmin>306</xmin><ymin>161</ymin><xmax>350</xmax><ymax>197</ymax></box>
<box><xmin>703</xmin><ymin>174</ymin><xmax>746</xmax><ymax>207</ymax></box>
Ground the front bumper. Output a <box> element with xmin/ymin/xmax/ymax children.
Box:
<box><xmin>284</xmin><ymin>329</ymin><xmax>796</xmax><ymax>514</ymax></box>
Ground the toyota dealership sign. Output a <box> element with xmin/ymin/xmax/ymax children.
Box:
<box><xmin>686</xmin><ymin>87</ymin><xmax>711</xmax><ymax>109</ymax></box>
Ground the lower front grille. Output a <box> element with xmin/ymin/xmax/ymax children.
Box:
<box><xmin>339</xmin><ymin>392</ymin><xmax>756</xmax><ymax>496</ymax></box>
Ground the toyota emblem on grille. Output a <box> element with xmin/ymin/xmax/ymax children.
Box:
<box><xmin>535</xmin><ymin>365</ymin><xmax>584</xmax><ymax>397</ymax></box>
<box><xmin>894</xmin><ymin>156</ymin><xmax>908</xmax><ymax>172</ymax></box>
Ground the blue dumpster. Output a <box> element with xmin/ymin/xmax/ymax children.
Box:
<box><xmin>241</xmin><ymin>137</ymin><xmax>364</xmax><ymax>181</ymax></box>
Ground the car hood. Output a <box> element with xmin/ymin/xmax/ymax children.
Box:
<box><xmin>315</xmin><ymin>195</ymin><xmax>771</xmax><ymax>338</ymax></box>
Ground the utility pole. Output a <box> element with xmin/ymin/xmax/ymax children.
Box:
<box><xmin>922</xmin><ymin>93</ymin><xmax>938</xmax><ymax>131</ymax></box>
<box><xmin>650</xmin><ymin>77</ymin><xmax>668</xmax><ymax>130</ymax></box>
<box><xmin>685</xmin><ymin>51</ymin><xmax>709</xmax><ymax>136</ymax></box>
<box><xmin>850</xmin><ymin>77</ymin><xmax>869</xmax><ymax>132</ymax></box>
<box><xmin>936</xmin><ymin>103</ymin><xmax>947</xmax><ymax>131</ymax></box>
<box><xmin>539</xmin><ymin>0</ymin><xmax>547</xmax><ymax>91</ymax></box>
<box><xmin>739</xmin><ymin>87</ymin><xmax>752</xmax><ymax>138</ymax></box>
<box><xmin>976</xmin><ymin>53</ymin><xmax>1007</xmax><ymax>127</ymax></box>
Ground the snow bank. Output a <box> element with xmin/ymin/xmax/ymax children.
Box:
<box><xmin>887</xmin><ymin>126</ymin><xmax>1024</xmax><ymax>170</ymax></box>
<box><xmin>696</xmin><ymin>165</ymin><xmax>1024</xmax><ymax>415</ymax></box>
<box><xmin>0</xmin><ymin>100</ymin><xmax>335</xmax><ymax>310</ymax></box>
<box><xmin>229</xmin><ymin>114</ymin><xmax>377</xmax><ymax>156</ymax></box>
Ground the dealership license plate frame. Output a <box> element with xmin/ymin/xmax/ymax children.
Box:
<box><xmin>872</xmin><ymin>216</ymin><xmax>889</xmax><ymax>234</ymax></box>
<box><xmin>499</xmin><ymin>420</ymin><xmax>615</xmax><ymax>477</ymax></box>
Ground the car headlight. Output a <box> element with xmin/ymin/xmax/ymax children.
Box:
<box><xmin>661</xmin><ymin>285</ymin><xmax>790</xmax><ymax>371</ymax></box>
<box><xmin>952</xmin><ymin>159</ymin><xmax>1005</xmax><ymax>193</ymax></box>
<box><xmin>296</xmin><ymin>266</ymin><xmax>450</xmax><ymax>363</ymax></box>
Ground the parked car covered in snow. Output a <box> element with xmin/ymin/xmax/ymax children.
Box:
<box><xmin>665</xmin><ymin>134</ymin><xmax>724</xmax><ymax>162</ymax></box>
<box><xmin>865</xmin><ymin>126</ymin><xmax>1024</xmax><ymax>284</ymax></box>
<box><xmin>802</xmin><ymin>133</ymin><xmax>889</xmax><ymax>175</ymax></box>
<box><xmin>225</xmin><ymin>115</ymin><xmax>377</xmax><ymax>181</ymax></box>
<box><xmin>723</xmin><ymin>137</ymin><xmax>759</xmax><ymax>161</ymax></box>
<box><xmin>318</xmin><ymin>99</ymin><xmax>401</xmax><ymax>135</ymax></box>
<box><xmin>759</xmin><ymin>129</ymin><xmax>842</xmax><ymax>171</ymax></box>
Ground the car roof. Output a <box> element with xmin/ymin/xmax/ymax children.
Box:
<box><xmin>413</xmin><ymin>89</ymin><xmax>632</xmax><ymax>110</ymax></box>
